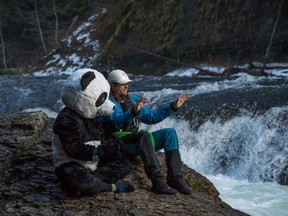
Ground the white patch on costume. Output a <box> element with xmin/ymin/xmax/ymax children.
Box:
<box><xmin>52</xmin><ymin>134</ymin><xmax>100</xmax><ymax>171</ymax></box>
<box><xmin>98</xmin><ymin>100</ymin><xmax>115</xmax><ymax>115</ymax></box>
<box><xmin>85</xmin><ymin>140</ymin><xmax>101</xmax><ymax>147</ymax></box>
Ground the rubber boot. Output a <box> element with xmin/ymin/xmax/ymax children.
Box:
<box><xmin>140</xmin><ymin>140</ymin><xmax>177</xmax><ymax>195</ymax></box>
<box><xmin>149</xmin><ymin>169</ymin><xmax>177</xmax><ymax>195</ymax></box>
<box><xmin>122</xmin><ymin>132</ymin><xmax>177</xmax><ymax>195</ymax></box>
<box><xmin>165</xmin><ymin>150</ymin><xmax>192</xmax><ymax>195</ymax></box>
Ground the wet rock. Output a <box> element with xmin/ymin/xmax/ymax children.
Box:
<box><xmin>0</xmin><ymin>111</ymin><xmax>248</xmax><ymax>216</ymax></box>
<box><xmin>279</xmin><ymin>165</ymin><xmax>288</xmax><ymax>185</ymax></box>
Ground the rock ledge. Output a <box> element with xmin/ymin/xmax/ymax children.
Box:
<box><xmin>0</xmin><ymin>111</ymin><xmax>248</xmax><ymax>216</ymax></box>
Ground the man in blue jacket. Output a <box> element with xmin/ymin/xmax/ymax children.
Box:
<box><xmin>102</xmin><ymin>69</ymin><xmax>192</xmax><ymax>195</ymax></box>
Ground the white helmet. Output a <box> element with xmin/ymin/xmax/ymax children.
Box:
<box><xmin>108</xmin><ymin>69</ymin><xmax>133</xmax><ymax>84</ymax></box>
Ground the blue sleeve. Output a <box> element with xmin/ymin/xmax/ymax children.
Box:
<box><xmin>109</xmin><ymin>97</ymin><xmax>136</xmax><ymax>129</ymax></box>
<box><xmin>108</xmin><ymin>96</ymin><xmax>177</xmax><ymax>128</ymax></box>
<box><xmin>139</xmin><ymin>102</ymin><xmax>175</xmax><ymax>125</ymax></box>
<box><xmin>131</xmin><ymin>95</ymin><xmax>177</xmax><ymax>124</ymax></box>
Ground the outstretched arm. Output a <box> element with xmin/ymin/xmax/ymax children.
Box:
<box><xmin>140</xmin><ymin>93</ymin><xmax>190</xmax><ymax>124</ymax></box>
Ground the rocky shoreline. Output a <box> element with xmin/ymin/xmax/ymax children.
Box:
<box><xmin>0</xmin><ymin>111</ymin><xmax>249</xmax><ymax>216</ymax></box>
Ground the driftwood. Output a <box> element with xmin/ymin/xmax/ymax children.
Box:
<box><xmin>126</xmin><ymin>45</ymin><xmax>287</xmax><ymax>77</ymax></box>
<box><xmin>222</xmin><ymin>62</ymin><xmax>288</xmax><ymax>77</ymax></box>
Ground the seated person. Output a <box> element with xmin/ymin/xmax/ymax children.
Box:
<box><xmin>52</xmin><ymin>69</ymin><xmax>135</xmax><ymax>196</ymax></box>
<box><xmin>101</xmin><ymin>69</ymin><xmax>192</xmax><ymax>195</ymax></box>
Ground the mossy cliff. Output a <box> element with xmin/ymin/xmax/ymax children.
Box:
<box><xmin>93</xmin><ymin>0</ymin><xmax>288</xmax><ymax>74</ymax></box>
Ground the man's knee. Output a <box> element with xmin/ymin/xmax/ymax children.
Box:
<box><xmin>158</xmin><ymin>128</ymin><xmax>179</xmax><ymax>150</ymax></box>
<box><xmin>165</xmin><ymin>128</ymin><xmax>177</xmax><ymax>137</ymax></box>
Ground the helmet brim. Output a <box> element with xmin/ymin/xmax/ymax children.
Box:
<box><xmin>115</xmin><ymin>78</ymin><xmax>133</xmax><ymax>84</ymax></box>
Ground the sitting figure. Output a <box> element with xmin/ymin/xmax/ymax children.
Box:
<box><xmin>101</xmin><ymin>69</ymin><xmax>192</xmax><ymax>195</ymax></box>
<box><xmin>52</xmin><ymin>68</ymin><xmax>135</xmax><ymax>196</ymax></box>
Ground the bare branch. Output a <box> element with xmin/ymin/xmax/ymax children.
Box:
<box><xmin>53</xmin><ymin>0</ymin><xmax>59</xmax><ymax>48</ymax></box>
<box><xmin>35</xmin><ymin>0</ymin><xmax>47</xmax><ymax>54</ymax></box>
<box><xmin>0</xmin><ymin>21</ymin><xmax>7</xmax><ymax>69</ymax></box>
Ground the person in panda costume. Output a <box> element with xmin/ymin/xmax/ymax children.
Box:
<box><xmin>52</xmin><ymin>68</ymin><xmax>135</xmax><ymax>196</ymax></box>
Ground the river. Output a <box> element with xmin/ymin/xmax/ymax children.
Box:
<box><xmin>1</xmin><ymin>64</ymin><xmax>288</xmax><ymax>216</ymax></box>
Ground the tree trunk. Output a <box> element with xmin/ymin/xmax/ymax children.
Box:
<box><xmin>35</xmin><ymin>0</ymin><xmax>47</xmax><ymax>54</ymax></box>
<box><xmin>0</xmin><ymin>22</ymin><xmax>7</xmax><ymax>69</ymax></box>
<box><xmin>262</xmin><ymin>0</ymin><xmax>284</xmax><ymax>71</ymax></box>
<box><xmin>53</xmin><ymin>0</ymin><xmax>59</xmax><ymax>48</ymax></box>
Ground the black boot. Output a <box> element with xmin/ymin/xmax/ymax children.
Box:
<box><xmin>165</xmin><ymin>150</ymin><xmax>192</xmax><ymax>195</ymax></box>
<box><xmin>122</xmin><ymin>132</ymin><xmax>177</xmax><ymax>195</ymax></box>
<box><xmin>149</xmin><ymin>169</ymin><xmax>177</xmax><ymax>195</ymax></box>
<box><xmin>151</xmin><ymin>179</ymin><xmax>177</xmax><ymax>195</ymax></box>
<box><xmin>167</xmin><ymin>176</ymin><xmax>192</xmax><ymax>195</ymax></box>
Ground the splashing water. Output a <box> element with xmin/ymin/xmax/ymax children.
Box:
<box><xmin>141</xmin><ymin>105</ymin><xmax>288</xmax><ymax>216</ymax></box>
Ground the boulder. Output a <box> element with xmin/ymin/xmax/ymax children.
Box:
<box><xmin>0</xmin><ymin>111</ymin><xmax>248</xmax><ymax>216</ymax></box>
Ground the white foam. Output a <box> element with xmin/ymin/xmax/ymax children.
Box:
<box><xmin>207</xmin><ymin>174</ymin><xmax>288</xmax><ymax>216</ymax></box>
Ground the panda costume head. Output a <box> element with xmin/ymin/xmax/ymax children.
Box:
<box><xmin>61</xmin><ymin>68</ymin><xmax>114</xmax><ymax>118</ymax></box>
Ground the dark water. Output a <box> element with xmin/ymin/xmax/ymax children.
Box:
<box><xmin>1</xmin><ymin>74</ymin><xmax>288</xmax><ymax>116</ymax></box>
<box><xmin>0</xmin><ymin>75</ymin><xmax>67</xmax><ymax>114</ymax></box>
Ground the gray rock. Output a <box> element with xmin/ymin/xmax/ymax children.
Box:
<box><xmin>0</xmin><ymin>111</ymin><xmax>249</xmax><ymax>216</ymax></box>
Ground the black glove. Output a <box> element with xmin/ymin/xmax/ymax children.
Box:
<box><xmin>98</xmin><ymin>137</ymin><xmax>126</xmax><ymax>160</ymax></box>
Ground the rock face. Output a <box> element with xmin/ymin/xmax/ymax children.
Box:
<box><xmin>93</xmin><ymin>0</ymin><xmax>288</xmax><ymax>74</ymax></box>
<box><xmin>0</xmin><ymin>111</ymin><xmax>248</xmax><ymax>216</ymax></box>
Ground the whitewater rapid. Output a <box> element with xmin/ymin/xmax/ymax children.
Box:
<box><xmin>141</xmin><ymin>113</ymin><xmax>288</xmax><ymax>216</ymax></box>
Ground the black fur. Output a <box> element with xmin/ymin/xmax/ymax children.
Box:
<box><xmin>55</xmin><ymin>160</ymin><xmax>131</xmax><ymax>196</ymax></box>
<box><xmin>80</xmin><ymin>71</ymin><xmax>96</xmax><ymax>90</ymax></box>
<box><xmin>98</xmin><ymin>137</ymin><xmax>126</xmax><ymax>161</ymax></box>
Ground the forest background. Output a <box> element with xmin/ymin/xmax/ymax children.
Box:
<box><xmin>0</xmin><ymin>0</ymin><xmax>287</xmax><ymax>75</ymax></box>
